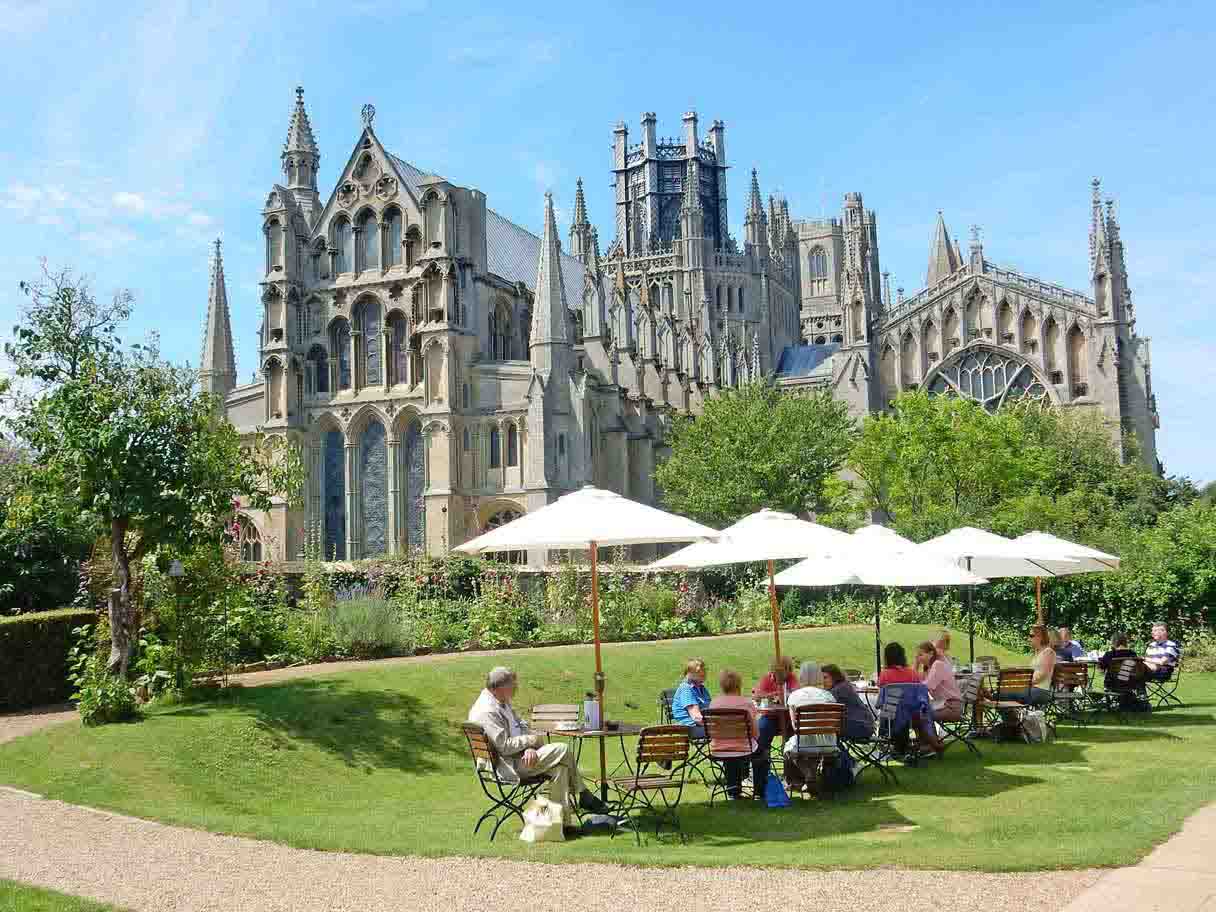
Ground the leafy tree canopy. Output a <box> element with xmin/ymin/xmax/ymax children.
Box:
<box><xmin>655</xmin><ymin>382</ymin><xmax>857</xmax><ymax>527</ymax></box>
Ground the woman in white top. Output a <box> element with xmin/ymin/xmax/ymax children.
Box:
<box><xmin>783</xmin><ymin>661</ymin><xmax>838</xmax><ymax>796</ymax></box>
<box><xmin>998</xmin><ymin>625</ymin><xmax>1056</xmax><ymax>706</ymax></box>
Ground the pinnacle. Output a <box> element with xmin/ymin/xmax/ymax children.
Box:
<box><xmin>531</xmin><ymin>192</ymin><xmax>569</xmax><ymax>349</ymax></box>
<box><xmin>573</xmin><ymin>177</ymin><xmax>588</xmax><ymax>225</ymax></box>
<box><xmin>201</xmin><ymin>238</ymin><xmax>236</xmax><ymax>382</ymax></box>
<box><xmin>283</xmin><ymin>85</ymin><xmax>319</xmax><ymax>159</ymax></box>
<box><xmin>926</xmin><ymin>211</ymin><xmax>962</xmax><ymax>287</ymax></box>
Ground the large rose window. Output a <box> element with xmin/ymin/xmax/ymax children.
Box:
<box><xmin>926</xmin><ymin>347</ymin><xmax>1050</xmax><ymax>412</ymax></box>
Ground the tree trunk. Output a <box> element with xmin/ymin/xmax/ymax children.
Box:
<box><xmin>107</xmin><ymin>518</ymin><xmax>133</xmax><ymax>678</ymax></box>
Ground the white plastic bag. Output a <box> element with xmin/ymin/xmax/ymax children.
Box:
<box><xmin>1023</xmin><ymin>710</ymin><xmax>1051</xmax><ymax>743</ymax></box>
<box><xmin>519</xmin><ymin>797</ymin><xmax>566</xmax><ymax>843</ymax></box>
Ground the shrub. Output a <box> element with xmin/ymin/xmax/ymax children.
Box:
<box><xmin>467</xmin><ymin>576</ymin><xmax>539</xmax><ymax>648</ymax></box>
<box><xmin>400</xmin><ymin>598</ymin><xmax>471</xmax><ymax>651</ymax></box>
<box><xmin>0</xmin><ymin>607</ymin><xmax>95</xmax><ymax>709</ymax></box>
<box><xmin>68</xmin><ymin>625</ymin><xmax>138</xmax><ymax>725</ymax></box>
<box><xmin>322</xmin><ymin>589</ymin><xmax>411</xmax><ymax>659</ymax></box>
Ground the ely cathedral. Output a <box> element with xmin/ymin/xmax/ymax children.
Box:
<box><xmin>199</xmin><ymin>89</ymin><xmax>1160</xmax><ymax>562</ymax></box>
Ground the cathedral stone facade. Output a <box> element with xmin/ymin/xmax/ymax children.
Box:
<box><xmin>199</xmin><ymin>91</ymin><xmax>1160</xmax><ymax>562</ymax></box>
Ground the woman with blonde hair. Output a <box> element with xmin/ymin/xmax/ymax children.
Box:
<box><xmin>997</xmin><ymin>626</ymin><xmax>1056</xmax><ymax>706</ymax></box>
<box><xmin>671</xmin><ymin>658</ymin><xmax>711</xmax><ymax>739</ymax></box>
<box><xmin>708</xmin><ymin>669</ymin><xmax>766</xmax><ymax>799</ymax></box>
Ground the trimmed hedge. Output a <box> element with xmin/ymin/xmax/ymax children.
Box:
<box><xmin>0</xmin><ymin>608</ymin><xmax>95</xmax><ymax>711</ymax></box>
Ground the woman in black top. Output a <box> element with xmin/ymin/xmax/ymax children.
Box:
<box><xmin>1098</xmin><ymin>632</ymin><xmax>1144</xmax><ymax>693</ymax></box>
<box><xmin>822</xmin><ymin>664</ymin><xmax>875</xmax><ymax>740</ymax></box>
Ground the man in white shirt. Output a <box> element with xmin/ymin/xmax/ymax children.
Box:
<box><xmin>467</xmin><ymin>666</ymin><xmax>610</xmax><ymax>831</ymax></box>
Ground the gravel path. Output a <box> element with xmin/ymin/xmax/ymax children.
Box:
<box><xmin>0</xmin><ymin>704</ymin><xmax>77</xmax><ymax>746</ymax></box>
<box><xmin>0</xmin><ymin>787</ymin><xmax>1102</xmax><ymax>912</ymax></box>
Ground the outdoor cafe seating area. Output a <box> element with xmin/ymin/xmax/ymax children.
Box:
<box><xmin>456</xmin><ymin>486</ymin><xmax>1185</xmax><ymax>844</ymax></box>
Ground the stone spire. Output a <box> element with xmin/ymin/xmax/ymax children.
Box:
<box><xmin>283</xmin><ymin>86</ymin><xmax>319</xmax><ymax>161</ymax></box>
<box><xmin>1090</xmin><ymin>177</ymin><xmax>1109</xmax><ymax>269</ymax></box>
<box><xmin>569</xmin><ymin>177</ymin><xmax>595</xmax><ymax>262</ymax></box>
<box><xmin>530</xmin><ymin>193</ymin><xmax>572</xmax><ymax>375</ymax></box>
<box><xmin>744</xmin><ymin>169</ymin><xmax>768</xmax><ymax>253</ymax></box>
<box><xmin>200</xmin><ymin>238</ymin><xmax>236</xmax><ymax>401</ymax></box>
<box><xmin>925</xmin><ymin>211</ymin><xmax>962</xmax><ymax>286</ymax></box>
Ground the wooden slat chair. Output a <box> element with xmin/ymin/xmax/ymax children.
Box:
<box><xmin>657</xmin><ymin>687</ymin><xmax>711</xmax><ymax>784</ymax></box>
<box><xmin>610</xmin><ymin>725</ymin><xmax>691</xmax><ymax>845</ymax></box>
<box><xmin>940</xmin><ymin>672</ymin><xmax>984</xmax><ymax>756</ymax></box>
<box><xmin>1048</xmin><ymin>663</ymin><xmax>1091</xmax><ymax>726</ymax></box>
<box><xmin>1094</xmin><ymin>657</ymin><xmax>1150</xmax><ymax>722</ymax></box>
<box><xmin>790</xmin><ymin>703</ymin><xmax>846</xmax><ymax>798</ymax></box>
<box><xmin>1145</xmin><ymin>658</ymin><xmax>1184</xmax><ymax>709</ymax></box>
<box><xmin>461</xmin><ymin>722</ymin><xmax>551</xmax><ymax>841</ymax></box>
<box><xmin>841</xmin><ymin>688</ymin><xmax>900</xmax><ymax>785</ymax></box>
<box><xmin>987</xmin><ymin>667</ymin><xmax>1034</xmax><ymax>742</ymax></box>
<box><xmin>702</xmin><ymin>708</ymin><xmax>760</xmax><ymax>804</ymax></box>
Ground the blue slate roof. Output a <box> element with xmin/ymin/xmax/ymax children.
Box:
<box><xmin>775</xmin><ymin>343</ymin><xmax>840</xmax><ymax>379</ymax></box>
<box><xmin>390</xmin><ymin>153</ymin><xmax>584</xmax><ymax>309</ymax></box>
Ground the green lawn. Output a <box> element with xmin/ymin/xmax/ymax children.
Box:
<box><xmin>1</xmin><ymin>623</ymin><xmax>1213</xmax><ymax>871</ymax></box>
<box><xmin>0</xmin><ymin>881</ymin><xmax>123</xmax><ymax>912</ymax></box>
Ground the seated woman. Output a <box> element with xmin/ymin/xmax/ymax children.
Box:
<box><xmin>878</xmin><ymin>642</ymin><xmax>921</xmax><ymax>685</ymax></box>
<box><xmin>1098</xmin><ymin>632</ymin><xmax>1146</xmax><ymax>703</ymax></box>
<box><xmin>822</xmin><ymin>664</ymin><xmax>875</xmax><ymax>740</ymax></box>
<box><xmin>752</xmin><ymin>655</ymin><xmax>798</xmax><ymax>701</ymax></box>
<box><xmin>915</xmin><ymin>641</ymin><xmax>962</xmax><ymax>723</ymax></box>
<box><xmin>707</xmin><ymin>669</ymin><xmax>766</xmax><ymax>800</ymax></box>
<box><xmin>933</xmin><ymin>631</ymin><xmax>956</xmax><ymax>669</ymax></box>
<box><xmin>878</xmin><ymin>642</ymin><xmax>943</xmax><ymax>755</ymax></box>
<box><xmin>671</xmin><ymin>658</ymin><xmax>711</xmax><ymax>739</ymax></box>
<box><xmin>998</xmin><ymin>626</ymin><xmax>1056</xmax><ymax>706</ymax></box>
<box><xmin>783</xmin><ymin>661</ymin><xmax>838</xmax><ymax>794</ymax></box>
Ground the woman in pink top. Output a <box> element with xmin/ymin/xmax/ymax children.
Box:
<box><xmin>916</xmin><ymin>641</ymin><xmax>962</xmax><ymax>722</ymax></box>
<box><xmin>707</xmin><ymin>669</ymin><xmax>763</xmax><ymax>800</ymax></box>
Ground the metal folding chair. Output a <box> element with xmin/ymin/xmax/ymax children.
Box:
<box><xmin>611</xmin><ymin>725</ymin><xmax>691</xmax><ymax>845</ymax></box>
<box><xmin>940</xmin><ymin>672</ymin><xmax>984</xmax><ymax>755</ymax></box>
<box><xmin>1094</xmin><ymin>657</ymin><xmax>1150</xmax><ymax>722</ymax></box>
<box><xmin>1145</xmin><ymin>659</ymin><xmax>1183</xmax><ymax>709</ymax></box>
<box><xmin>460</xmin><ymin>722</ymin><xmax>551</xmax><ymax>841</ymax></box>
<box><xmin>1048</xmin><ymin>663</ymin><xmax>1091</xmax><ymax>726</ymax></box>
<box><xmin>842</xmin><ymin>687</ymin><xmax>901</xmax><ymax>785</ymax></box>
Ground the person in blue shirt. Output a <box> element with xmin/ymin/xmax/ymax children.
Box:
<box><xmin>1056</xmin><ymin>626</ymin><xmax>1084</xmax><ymax>661</ymax></box>
<box><xmin>671</xmin><ymin>658</ymin><xmax>711</xmax><ymax>739</ymax></box>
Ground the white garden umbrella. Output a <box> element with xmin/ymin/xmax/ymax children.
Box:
<box><xmin>1013</xmin><ymin>531</ymin><xmax>1121</xmax><ymax>624</ymax></box>
<box><xmin>774</xmin><ymin>525</ymin><xmax>988</xmax><ymax>675</ymax></box>
<box><xmin>455</xmin><ymin>485</ymin><xmax>719</xmax><ymax>798</ymax></box>
<box><xmin>919</xmin><ymin>527</ymin><xmax>1080</xmax><ymax>661</ymax></box>
<box><xmin>646</xmin><ymin>509</ymin><xmax>850</xmax><ymax>662</ymax></box>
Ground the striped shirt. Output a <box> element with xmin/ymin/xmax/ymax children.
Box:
<box><xmin>1145</xmin><ymin>638</ymin><xmax>1181</xmax><ymax>668</ymax></box>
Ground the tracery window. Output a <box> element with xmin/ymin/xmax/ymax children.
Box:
<box><xmin>334</xmin><ymin>218</ymin><xmax>352</xmax><ymax>273</ymax></box>
<box><xmin>385</xmin><ymin>208</ymin><xmax>403</xmax><ymax>267</ymax></box>
<box><xmin>489</xmin><ymin>427</ymin><xmax>502</xmax><ymax>469</ymax></box>
<box><xmin>358</xmin><ymin>211</ymin><xmax>379</xmax><ymax>270</ymax></box>
<box><xmin>808</xmin><ymin>246</ymin><xmax>828</xmax><ymax>294</ymax></box>
<box><xmin>506</xmin><ymin>423</ymin><xmax>518</xmax><ymax>467</ymax></box>
<box><xmin>235</xmin><ymin>515</ymin><xmax>262</xmax><ymax>562</ymax></box>
<box><xmin>331</xmin><ymin>319</ymin><xmax>352</xmax><ymax>390</ymax></box>
<box><xmin>926</xmin><ymin>347</ymin><xmax>1050</xmax><ymax>413</ymax></box>
<box><xmin>387</xmin><ymin>312</ymin><xmax>407</xmax><ymax>386</ymax></box>
<box><xmin>267</xmin><ymin>219</ymin><xmax>282</xmax><ymax>271</ymax></box>
<box><xmin>484</xmin><ymin>508</ymin><xmax>524</xmax><ymax>564</ymax></box>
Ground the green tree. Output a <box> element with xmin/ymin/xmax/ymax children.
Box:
<box><xmin>654</xmin><ymin>381</ymin><xmax>857</xmax><ymax>526</ymax></box>
<box><xmin>6</xmin><ymin>271</ymin><xmax>304</xmax><ymax>677</ymax></box>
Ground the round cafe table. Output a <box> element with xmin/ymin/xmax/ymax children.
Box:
<box><xmin>544</xmin><ymin>723</ymin><xmax>645</xmax><ymax>803</ymax></box>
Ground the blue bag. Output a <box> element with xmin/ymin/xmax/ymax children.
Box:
<box><xmin>764</xmin><ymin>771</ymin><xmax>791</xmax><ymax>808</ymax></box>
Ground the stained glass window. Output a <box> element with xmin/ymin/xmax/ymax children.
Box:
<box><xmin>359</xmin><ymin>212</ymin><xmax>378</xmax><ymax>270</ymax></box>
<box><xmin>926</xmin><ymin>347</ymin><xmax>1050</xmax><ymax>413</ymax></box>
<box><xmin>360</xmin><ymin>420</ymin><xmax>387</xmax><ymax>556</ymax></box>
<box><xmin>332</xmin><ymin>320</ymin><xmax>351</xmax><ymax>390</ymax></box>
<box><xmin>403</xmin><ymin>421</ymin><xmax>424</xmax><ymax>551</ymax></box>
<box><xmin>385</xmin><ymin>209</ymin><xmax>402</xmax><ymax>266</ymax></box>
<box><xmin>324</xmin><ymin>430</ymin><xmax>346</xmax><ymax>560</ymax></box>
<box><xmin>358</xmin><ymin>301</ymin><xmax>381</xmax><ymax>386</ymax></box>
<box><xmin>334</xmin><ymin>219</ymin><xmax>351</xmax><ymax>273</ymax></box>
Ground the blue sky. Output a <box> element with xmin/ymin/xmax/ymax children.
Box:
<box><xmin>1</xmin><ymin>1</ymin><xmax>1212</xmax><ymax>482</ymax></box>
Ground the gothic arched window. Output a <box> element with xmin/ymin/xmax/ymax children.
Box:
<box><xmin>266</xmin><ymin>219</ymin><xmax>282</xmax><ymax>272</ymax></box>
<box><xmin>385</xmin><ymin>208</ymin><xmax>402</xmax><ymax>266</ymax></box>
<box><xmin>307</xmin><ymin>344</ymin><xmax>329</xmax><ymax>394</ymax></box>
<box><xmin>387</xmin><ymin>312</ymin><xmax>407</xmax><ymax>386</ymax></box>
<box><xmin>405</xmin><ymin>226</ymin><xmax>421</xmax><ymax>269</ymax></box>
<box><xmin>333</xmin><ymin>218</ymin><xmax>352</xmax><ymax>273</ymax></box>
<box><xmin>489</xmin><ymin>426</ymin><xmax>502</xmax><ymax>469</ymax></box>
<box><xmin>506</xmin><ymin>423</ymin><xmax>518</xmax><ymax>467</ymax></box>
<box><xmin>235</xmin><ymin>515</ymin><xmax>262</xmax><ymax>562</ymax></box>
<box><xmin>358</xmin><ymin>211</ymin><xmax>378</xmax><ymax>270</ymax></box>
<box><xmin>355</xmin><ymin>299</ymin><xmax>382</xmax><ymax>386</ymax></box>
<box><xmin>331</xmin><ymin>319</ymin><xmax>352</xmax><ymax>390</ymax></box>
<box><xmin>484</xmin><ymin>508</ymin><xmax>524</xmax><ymax>564</ymax></box>
<box><xmin>926</xmin><ymin>346</ymin><xmax>1050</xmax><ymax>412</ymax></box>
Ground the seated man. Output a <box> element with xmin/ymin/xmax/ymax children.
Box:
<box><xmin>468</xmin><ymin>666</ymin><xmax>610</xmax><ymax>833</ymax></box>
<box><xmin>1143</xmin><ymin>622</ymin><xmax>1182</xmax><ymax>680</ymax></box>
<box><xmin>1056</xmin><ymin>626</ymin><xmax>1084</xmax><ymax>661</ymax></box>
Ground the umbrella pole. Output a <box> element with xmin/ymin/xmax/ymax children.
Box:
<box><xmin>591</xmin><ymin>541</ymin><xmax>607</xmax><ymax>802</ymax></box>
<box><xmin>967</xmin><ymin>557</ymin><xmax>975</xmax><ymax>664</ymax></box>
<box><xmin>767</xmin><ymin>559</ymin><xmax>782</xmax><ymax>661</ymax></box>
<box><xmin>1035</xmin><ymin>576</ymin><xmax>1043</xmax><ymax>625</ymax></box>
<box><xmin>874</xmin><ymin>593</ymin><xmax>882</xmax><ymax>679</ymax></box>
